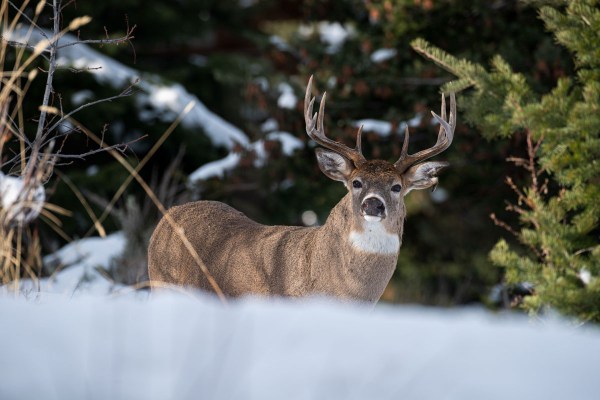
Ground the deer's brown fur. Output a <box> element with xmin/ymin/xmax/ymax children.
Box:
<box><xmin>148</xmin><ymin>194</ymin><xmax>399</xmax><ymax>303</ymax></box>
<box><xmin>148</xmin><ymin>77</ymin><xmax>456</xmax><ymax>304</ymax></box>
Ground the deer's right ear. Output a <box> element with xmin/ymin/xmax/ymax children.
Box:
<box><xmin>315</xmin><ymin>148</ymin><xmax>354</xmax><ymax>183</ymax></box>
<box><xmin>402</xmin><ymin>161</ymin><xmax>449</xmax><ymax>194</ymax></box>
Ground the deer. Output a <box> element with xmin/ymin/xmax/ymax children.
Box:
<box><xmin>148</xmin><ymin>76</ymin><xmax>456</xmax><ymax>304</ymax></box>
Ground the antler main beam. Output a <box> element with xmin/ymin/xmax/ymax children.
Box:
<box><xmin>394</xmin><ymin>92</ymin><xmax>456</xmax><ymax>173</ymax></box>
<box><xmin>304</xmin><ymin>76</ymin><xmax>366</xmax><ymax>167</ymax></box>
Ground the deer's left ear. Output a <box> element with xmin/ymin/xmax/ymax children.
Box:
<box><xmin>315</xmin><ymin>148</ymin><xmax>354</xmax><ymax>183</ymax></box>
<box><xmin>402</xmin><ymin>161</ymin><xmax>449</xmax><ymax>194</ymax></box>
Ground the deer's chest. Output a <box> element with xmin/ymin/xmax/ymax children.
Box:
<box><xmin>348</xmin><ymin>221</ymin><xmax>400</xmax><ymax>255</ymax></box>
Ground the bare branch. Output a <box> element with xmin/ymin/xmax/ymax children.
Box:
<box><xmin>60</xmin><ymin>0</ymin><xmax>78</xmax><ymax>12</ymax></box>
<box><xmin>490</xmin><ymin>213</ymin><xmax>520</xmax><ymax>237</ymax></box>
<box><xmin>7</xmin><ymin>0</ymin><xmax>51</xmax><ymax>42</ymax></box>
<box><xmin>525</xmin><ymin>129</ymin><xmax>539</xmax><ymax>194</ymax></box>
<box><xmin>1</xmin><ymin>38</ymin><xmax>51</xmax><ymax>61</ymax></box>
<box><xmin>45</xmin><ymin>80</ymin><xmax>138</xmax><ymax>136</ymax></box>
<box><xmin>490</xmin><ymin>213</ymin><xmax>544</xmax><ymax>260</ymax></box>
<box><xmin>55</xmin><ymin>23</ymin><xmax>136</xmax><ymax>50</ymax></box>
<box><xmin>34</xmin><ymin>0</ymin><xmax>60</xmax><ymax>143</ymax></box>
<box><xmin>50</xmin><ymin>136</ymin><xmax>146</xmax><ymax>160</ymax></box>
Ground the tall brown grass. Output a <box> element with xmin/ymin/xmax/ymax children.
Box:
<box><xmin>1</xmin><ymin>1</ymin><xmax>226</xmax><ymax>302</ymax></box>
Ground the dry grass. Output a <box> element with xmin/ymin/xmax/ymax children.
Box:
<box><xmin>1</xmin><ymin>1</ymin><xmax>52</xmax><ymax>288</ymax></box>
<box><xmin>1</xmin><ymin>1</ymin><xmax>226</xmax><ymax>303</ymax></box>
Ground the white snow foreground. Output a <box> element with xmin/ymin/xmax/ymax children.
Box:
<box><xmin>0</xmin><ymin>293</ymin><xmax>599</xmax><ymax>400</ymax></box>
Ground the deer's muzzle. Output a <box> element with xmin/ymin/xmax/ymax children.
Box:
<box><xmin>361</xmin><ymin>196</ymin><xmax>386</xmax><ymax>221</ymax></box>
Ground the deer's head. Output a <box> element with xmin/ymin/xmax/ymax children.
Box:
<box><xmin>304</xmin><ymin>76</ymin><xmax>456</xmax><ymax>234</ymax></box>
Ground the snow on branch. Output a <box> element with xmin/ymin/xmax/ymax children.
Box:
<box><xmin>7</xmin><ymin>26</ymin><xmax>251</xmax><ymax>151</ymax></box>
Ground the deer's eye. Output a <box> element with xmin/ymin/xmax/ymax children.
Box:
<box><xmin>391</xmin><ymin>184</ymin><xmax>402</xmax><ymax>193</ymax></box>
<box><xmin>352</xmin><ymin>180</ymin><xmax>362</xmax><ymax>189</ymax></box>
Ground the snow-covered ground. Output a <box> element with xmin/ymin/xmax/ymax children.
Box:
<box><xmin>9</xmin><ymin>232</ymin><xmax>127</xmax><ymax>298</ymax></box>
<box><xmin>1</xmin><ymin>292</ymin><xmax>600</xmax><ymax>399</ymax></box>
<box><xmin>1</xmin><ymin>234</ymin><xmax>600</xmax><ymax>399</ymax></box>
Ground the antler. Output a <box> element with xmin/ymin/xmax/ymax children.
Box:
<box><xmin>394</xmin><ymin>92</ymin><xmax>456</xmax><ymax>173</ymax></box>
<box><xmin>304</xmin><ymin>76</ymin><xmax>366</xmax><ymax>167</ymax></box>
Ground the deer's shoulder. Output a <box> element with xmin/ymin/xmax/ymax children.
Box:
<box><xmin>167</xmin><ymin>200</ymin><xmax>253</xmax><ymax>224</ymax></box>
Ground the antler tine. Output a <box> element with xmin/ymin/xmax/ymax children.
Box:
<box><xmin>356</xmin><ymin>125</ymin><xmax>364</xmax><ymax>155</ymax></box>
<box><xmin>399</xmin><ymin>124</ymin><xmax>410</xmax><ymax>159</ymax></box>
<box><xmin>394</xmin><ymin>92</ymin><xmax>456</xmax><ymax>173</ymax></box>
<box><xmin>304</xmin><ymin>75</ymin><xmax>366</xmax><ymax>166</ymax></box>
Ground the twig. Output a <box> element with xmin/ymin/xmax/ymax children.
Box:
<box><xmin>7</xmin><ymin>0</ymin><xmax>51</xmax><ymax>42</ymax></box>
<box><xmin>45</xmin><ymin>80</ymin><xmax>138</xmax><ymax>135</ymax></box>
<box><xmin>56</xmin><ymin>20</ymin><xmax>136</xmax><ymax>50</ymax></box>
<box><xmin>62</xmin><ymin>66</ymin><xmax>103</xmax><ymax>73</ymax></box>
<box><xmin>490</xmin><ymin>213</ymin><xmax>544</xmax><ymax>260</ymax></box>
<box><xmin>525</xmin><ymin>129</ymin><xmax>539</xmax><ymax>193</ymax></box>
<box><xmin>50</xmin><ymin>135</ymin><xmax>146</xmax><ymax>160</ymax></box>
<box><xmin>1</xmin><ymin>38</ymin><xmax>51</xmax><ymax>60</ymax></box>
<box><xmin>34</xmin><ymin>0</ymin><xmax>60</xmax><ymax>142</ymax></box>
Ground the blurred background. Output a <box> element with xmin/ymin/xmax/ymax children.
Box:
<box><xmin>4</xmin><ymin>0</ymin><xmax>598</xmax><ymax>318</ymax></box>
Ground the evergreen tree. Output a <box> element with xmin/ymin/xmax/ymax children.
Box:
<box><xmin>412</xmin><ymin>0</ymin><xmax>600</xmax><ymax>321</ymax></box>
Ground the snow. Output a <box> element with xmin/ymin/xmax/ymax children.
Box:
<box><xmin>70</xmin><ymin>89</ymin><xmax>95</xmax><ymax>105</ymax></box>
<box><xmin>1</xmin><ymin>227</ymin><xmax>600</xmax><ymax>399</ymax></box>
<box><xmin>0</xmin><ymin>172</ymin><xmax>45</xmax><ymax>224</ymax></box>
<box><xmin>297</xmin><ymin>21</ymin><xmax>355</xmax><ymax>52</ymax></box>
<box><xmin>0</xmin><ymin>292</ymin><xmax>599</xmax><ymax>399</ymax></box>
<box><xmin>188</xmin><ymin>152</ymin><xmax>242</xmax><ymax>182</ymax></box>
<box><xmin>407</xmin><ymin>113</ymin><xmax>423</xmax><ymax>128</ymax></box>
<box><xmin>58</xmin><ymin>45</ymin><xmax>139</xmax><ymax>88</ymax></box>
<box><xmin>8</xmin><ymin>27</ymin><xmax>250</xmax><ymax>150</ymax></box>
<box><xmin>354</xmin><ymin>119</ymin><xmax>393</xmax><ymax>136</ymax></box>
<box><xmin>251</xmin><ymin>140</ymin><xmax>268</xmax><ymax>167</ymax></box>
<box><xmin>266</xmin><ymin>131</ymin><xmax>304</xmax><ymax>155</ymax></box>
<box><xmin>580</xmin><ymin>268</ymin><xmax>592</xmax><ymax>285</ymax></box>
<box><xmin>318</xmin><ymin>21</ymin><xmax>355</xmax><ymax>53</ymax></box>
<box><xmin>11</xmin><ymin>232</ymin><xmax>127</xmax><ymax>298</ymax></box>
<box><xmin>277</xmin><ymin>82</ymin><xmax>298</xmax><ymax>109</ymax></box>
<box><xmin>260</xmin><ymin>118</ymin><xmax>279</xmax><ymax>133</ymax></box>
<box><xmin>269</xmin><ymin>35</ymin><xmax>290</xmax><ymax>51</ymax></box>
<box><xmin>188</xmin><ymin>132</ymin><xmax>303</xmax><ymax>183</ymax></box>
<box><xmin>371</xmin><ymin>48</ymin><xmax>397</xmax><ymax>63</ymax></box>
<box><xmin>354</xmin><ymin>113</ymin><xmax>424</xmax><ymax>137</ymax></box>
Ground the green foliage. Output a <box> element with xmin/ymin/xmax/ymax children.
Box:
<box><xmin>413</xmin><ymin>0</ymin><xmax>600</xmax><ymax>321</ymax></box>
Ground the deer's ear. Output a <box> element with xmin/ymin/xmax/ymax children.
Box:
<box><xmin>402</xmin><ymin>161</ymin><xmax>449</xmax><ymax>194</ymax></box>
<box><xmin>315</xmin><ymin>148</ymin><xmax>354</xmax><ymax>183</ymax></box>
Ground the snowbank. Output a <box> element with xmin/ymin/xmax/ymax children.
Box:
<box><xmin>0</xmin><ymin>293</ymin><xmax>598</xmax><ymax>399</ymax></box>
<box><xmin>1</xmin><ymin>231</ymin><xmax>599</xmax><ymax>399</ymax></box>
<box><xmin>11</xmin><ymin>232</ymin><xmax>126</xmax><ymax>298</ymax></box>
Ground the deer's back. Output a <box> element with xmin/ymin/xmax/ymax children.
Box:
<box><xmin>148</xmin><ymin>200</ymin><xmax>315</xmax><ymax>296</ymax></box>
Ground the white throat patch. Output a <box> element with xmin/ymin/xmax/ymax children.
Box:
<box><xmin>349</xmin><ymin>221</ymin><xmax>400</xmax><ymax>254</ymax></box>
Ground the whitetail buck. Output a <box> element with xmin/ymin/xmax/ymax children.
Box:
<box><xmin>148</xmin><ymin>76</ymin><xmax>456</xmax><ymax>304</ymax></box>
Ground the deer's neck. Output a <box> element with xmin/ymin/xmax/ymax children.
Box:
<box><xmin>311</xmin><ymin>193</ymin><xmax>403</xmax><ymax>302</ymax></box>
<box><xmin>322</xmin><ymin>193</ymin><xmax>403</xmax><ymax>253</ymax></box>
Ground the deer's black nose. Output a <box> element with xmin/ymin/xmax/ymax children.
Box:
<box><xmin>361</xmin><ymin>197</ymin><xmax>385</xmax><ymax>217</ymax></box>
